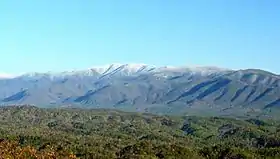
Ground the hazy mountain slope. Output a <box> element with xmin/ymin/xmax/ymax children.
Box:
<box><xmin>0</xmin><ymin>64</ymin><xmax>279</xmax><ymax>116</ymax></box>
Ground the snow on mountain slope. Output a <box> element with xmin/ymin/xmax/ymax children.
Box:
<box><xmin>0</xmin><ymin>73</ymin><xmax>15</xmax><ymax>79</ymax></box>
<box><xmin>90</xmin><ymin>63</ymin><xmax>153</xmax><ymax>74</ymax></box>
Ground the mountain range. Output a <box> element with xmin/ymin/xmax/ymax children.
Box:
<box><xmin>1</xmin><ymin>63</ymin><xmax>280</xmax><ymax>118</ymax></box>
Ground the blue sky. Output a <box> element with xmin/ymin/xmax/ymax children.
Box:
<box><xmin>0</xmin><ymin>0</ymin><xmax>279</xmax><ymax>74</ymax></box>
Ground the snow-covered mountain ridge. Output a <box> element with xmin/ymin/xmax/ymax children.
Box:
<box><xmin>3</xmin><ymin>63</ymin><xmax>232</xmax><ymax>79</ymax></box>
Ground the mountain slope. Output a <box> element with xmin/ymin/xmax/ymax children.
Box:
<box><xmin>0</xmin><ymin>64</ymin><xmax>279</xmax><ymax>117</ymax></box>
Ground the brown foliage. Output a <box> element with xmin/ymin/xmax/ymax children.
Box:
<box><xmin>0</xmin><ymin>139</ymin><xmax>77</xmax><ymax>159</ymax></box>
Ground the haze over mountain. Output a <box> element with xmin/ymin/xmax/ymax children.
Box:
<box><xmin>0</xmin><ymin>63</ymin><xmax>279</xmax><ymax>118</ymax></box>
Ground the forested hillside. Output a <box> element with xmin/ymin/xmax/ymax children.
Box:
<box><xmin>0</xmin><ymin>105</ymin><xmax>280</xmax><ymax>158</ymax></box>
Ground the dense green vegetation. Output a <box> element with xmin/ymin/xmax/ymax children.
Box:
<box><xmin>1</xmin><ymin>105</ymin><xmax>280</xmax><ymax>158</ymax></box>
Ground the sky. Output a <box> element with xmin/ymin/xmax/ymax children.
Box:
<box><xmin>0</xmin><ymin>0</ymin><xmax>280</xmax><ymax>75</ymax></box>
